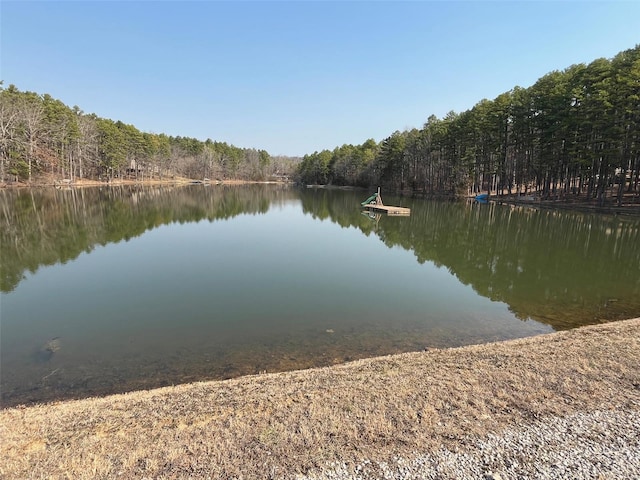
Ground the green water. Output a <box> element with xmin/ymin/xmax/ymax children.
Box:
<box><xmin>1</xmin><ymin>185</ymin><xmax>639</xmax><ymax>407</ymax></box>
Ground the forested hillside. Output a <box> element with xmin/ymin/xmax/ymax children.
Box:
<box><xmin>2</xmin><ymin>45</ymin><xmax>639</xmax><ymax>203</ymax></box>
<box><xmin>0</xmin><ymin>85</ymin><xmax>299</xmax><ymax>184</ymax></box>
<box><xmin>298</xmin><ymin>45</ymin><xmax>640</xmax><ymax>205</ymax></box>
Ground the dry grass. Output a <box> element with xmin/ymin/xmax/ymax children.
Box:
<box><xmin>1</xmin><ymin>318</ymin><xmax>639</xmax><ymax>479</ymax></box>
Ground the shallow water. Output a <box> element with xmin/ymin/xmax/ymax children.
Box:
<box><xmin>1</xmin><ymin>185</ymin><xmax>639</xmax><ymax>407</ymax></box>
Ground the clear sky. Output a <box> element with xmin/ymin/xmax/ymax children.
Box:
<box><xmin>1</xmin><ymin>1</ymin><xmax>639</xmax><ymax>157</ymax></box>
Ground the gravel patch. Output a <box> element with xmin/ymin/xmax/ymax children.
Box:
<box><xmin>299</xmin><ymin>407</ymin><xmax>640</xmax><ymax>480</ymax></box>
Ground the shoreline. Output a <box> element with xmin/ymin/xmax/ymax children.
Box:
<box><xmin>4</xmin><ymin>179</ymin><xmax>640</xmax><ymax>215</ymax></box>
<box><xmin>0</xmin><ymin>177</ymin><xmax>289</xmax><ymax>189</ymax></box>
<box><xmin>1</xmin><ymin>318</ymin><xmax>639</xmax><ymax>479</ymax></box>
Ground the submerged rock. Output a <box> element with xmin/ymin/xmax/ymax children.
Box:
<box><xmin>36</xmin><ymin>337</ymin><xmax>61</xmax><ymax>362</ymax></box>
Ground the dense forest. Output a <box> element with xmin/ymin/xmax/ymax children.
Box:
<box><xmin>1</xmin><ymin>45</ymin><xmax>639</xmax><ymax>204</ymax></box>
<box><xmin>297</xmin><ymin>45</ymin><xmax>640</xmax><ymax>205</ymax></box>
<box><xmin>0</xmin><ymin>84</ymin><xmax>299</xmax><ymax>184</ymax></box>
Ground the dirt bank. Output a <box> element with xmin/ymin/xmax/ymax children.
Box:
<box><xmin>1</xmin><ymin>318</ymin><xmax>639</xmax><ymax>479</ymax></box>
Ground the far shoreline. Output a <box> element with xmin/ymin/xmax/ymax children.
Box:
<box><xmin>0</xmin><ymin>176</ymin><xmax>290</xmax><ymax>189</ymax></box>
<box><xmin>3</xmin><ymin>178</ymin><xmax>640</xmax><ymax>214</ymax></box>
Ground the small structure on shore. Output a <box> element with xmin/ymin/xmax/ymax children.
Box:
<box><xmin>361</xmin><ymin>187</ymin><xmax>410</xmax><ymax>216</ymax></box>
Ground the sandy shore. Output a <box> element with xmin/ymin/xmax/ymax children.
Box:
<box><xmin>1</xmin><ymin>318</ymin><xmax>639</xmax><ymax>479</ymax></box>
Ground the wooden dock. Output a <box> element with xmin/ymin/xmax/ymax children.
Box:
<box><xmin>363</xmin><ymin>204</ymin><xmax>411</xmax><ymax>216</ymax></box>
<box><xmin>361</xmin><ymin>188</ymin><xmax>410</xmax><ymax>216</ymax></box>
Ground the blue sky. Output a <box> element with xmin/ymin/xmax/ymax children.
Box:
<box><xmin>2</xmin><ymin>1</ymin><xmax>639</xmax><ymax>156</ymax></box>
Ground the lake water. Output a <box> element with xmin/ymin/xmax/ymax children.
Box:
<box><xmin>1</xmin><ymin>185</ymin><xmax>639</xmax><ymax>407</ymax></box>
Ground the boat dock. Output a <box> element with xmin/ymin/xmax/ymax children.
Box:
<box><xmin>361</xmin><ymin>188</ymin><xmax>410</xmax><ymax>216</ymax></box>
<box><xmin>362</xmin><ymin>204</ymin><xmax>411</xmax><ymax>216</ymax></box>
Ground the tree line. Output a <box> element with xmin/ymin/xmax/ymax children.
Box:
<box><xmin>2</xmin><ymin>45</ymin><xmax>638</xmax><ymax>202</ymax></box>
<box><xmin>297</xmin><ymin>45</ymin><xmax>640</xmax><ymax>205</ymax></box>
<box><xmin>0</xmin><ymin>84</ymin><xmax>299</xmax><ymax>184</ymax></box>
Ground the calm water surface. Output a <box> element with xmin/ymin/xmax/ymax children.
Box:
<box><xmin>1</xmin><ymin>185</ymin><xmax>639</xmax><ymax>406</ymax></box>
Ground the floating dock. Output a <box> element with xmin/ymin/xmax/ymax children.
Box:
<box><xmin>362</xmin><ymin>204</ymin><xmax>411</xmax><ymax>216</ymax></box>
<box><xmin>361</xmin><ymin>188</ymin><xmax>410</xmax><ymax>216</ymax></box>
